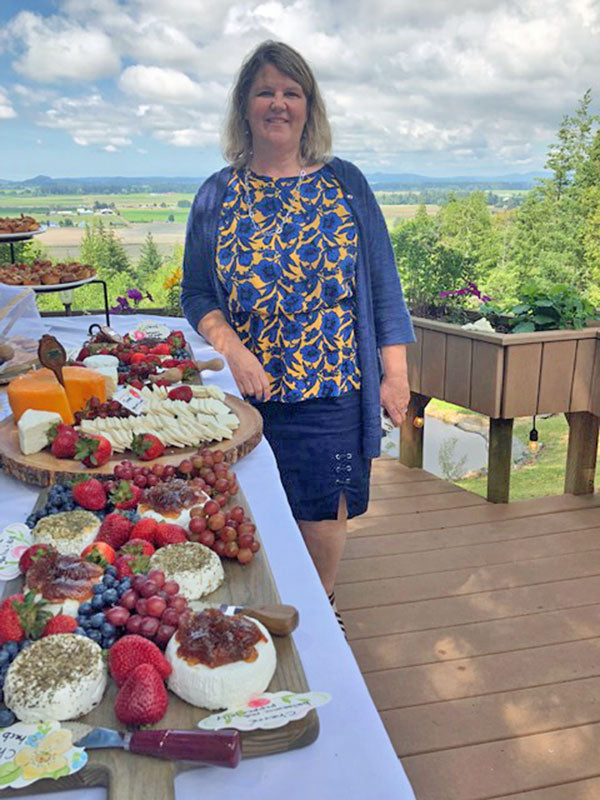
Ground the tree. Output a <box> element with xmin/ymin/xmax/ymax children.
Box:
<box><xmin>137</xmin><ymin>232</ymin><xmax>163</xmax><ymax>281</ymax></box>
<box><xmin>79</xmin><ymin>220</ymin><xmax>133</xmax><ymax>279</ymax></box>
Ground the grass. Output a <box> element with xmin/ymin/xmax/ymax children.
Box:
<box><xmin>118</xmin><ymin>209</ymin><xmax>189</xmax><ymax>223</ymax></box>
<box><xmin>426</xmin><ymin>400</ymin><xmax>575</xmax><ymax>501</ymax></box>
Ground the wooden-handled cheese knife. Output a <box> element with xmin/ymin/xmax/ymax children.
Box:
<box><xmin>218</xmin><ymin>603</ymin><xmax>299</xmax><ymax>637</ymax></box>
<box><xmin>66</xmin><ymin>724</ymin><xmax>241</xmax><ymax>768</ymax></box>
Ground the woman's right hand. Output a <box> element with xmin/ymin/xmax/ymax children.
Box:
<box><xmin>226</xmin><ymin>343</ymin><xmax>272</xmax><ymax>402</ymax></box>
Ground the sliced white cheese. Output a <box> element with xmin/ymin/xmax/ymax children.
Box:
<box><xmin>17</xmin><ymin>409</ymin><xmax>62</xmax><ymax>455</ymax></box>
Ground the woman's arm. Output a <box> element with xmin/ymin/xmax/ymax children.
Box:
<box><xmin>198</xmin><ymin>310</ymin><xmax>271</xmax><ymax>401</ymax></box>
<box><xmin>380</xmin><ymin>344</ymin><xmax>410</xmax><ymax>426</ymax></box>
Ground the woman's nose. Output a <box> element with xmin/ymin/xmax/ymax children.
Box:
<box><xmin>270</xmin><ymin>93</ymin><xmax>285</xmax><ymax>109</ymax></box>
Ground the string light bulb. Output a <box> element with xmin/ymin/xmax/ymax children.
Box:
<box><xmin>413</xmin><ymin>408</ymin><xmax>425</xmax><ymax>429</ymax></box>
<box><xmin>528</xmin><ymin>417</ymin><xmax>539</xmax><ymax>453</ymax></box>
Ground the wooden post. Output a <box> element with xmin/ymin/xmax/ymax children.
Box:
<box><xmin>399</xmin><ymin>392</ymin><xmax>430</xmax><ymax>469</ymax></box>
<box><xmin>487</xmin><ymin>417</ymin><xmax>513</xmax><ymax>503</ymax></box>
<box><xmin>564</xmin><ymin>411</ymin><xmax>599</xmax><ymax>495</ymax></box>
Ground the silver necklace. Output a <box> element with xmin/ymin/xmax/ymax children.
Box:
<box><xmin>242</xmin><ymin>168</ymin><xmax>307</xmax><ymax>236</ymax></box>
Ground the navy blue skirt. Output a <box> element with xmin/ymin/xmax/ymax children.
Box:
<box><xmin>253</xmin><ymin>391</ymin><xmax>371</xmax><ymax>521</ymax></box>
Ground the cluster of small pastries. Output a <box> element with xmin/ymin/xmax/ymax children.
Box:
<box><xmin>0</xmin><ymin>259</ymin><xmax>95</xmax><ymax>286</ymax></box>
<box><xmin>0</xmin><ymin>214</ymin><xmax>39</xmax><ymax>233</ymax></box>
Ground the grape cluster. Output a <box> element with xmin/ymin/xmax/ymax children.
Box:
<box><xmin>74</xmin><ymin>397</ymin><xmax>131</xmax><ymax>424</ymax></box>
<box><xmin>26</xmin><ymin>485</ymin><xmax>75</xmax><ymax>529</ymax></box>
<box><xmin>75</xmin><ymin>566</ymin><xmax>132</xmax><ymax>649</ymax></box>
<box><xmin>106</xmin><ymin>569</ymin><xmax>188</xmax><ymax>649</ymax></box>
<box><xmin>0</xmin><ymin>639</ymin><xmax>31</xmax><ymax>707</ymax></box>
<box><xmin>189</xmin><ymin>502</ymin><xmax>260</xmax><ymax>564</ymax></box>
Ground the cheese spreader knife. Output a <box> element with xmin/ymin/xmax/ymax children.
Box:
<box><xmin>217</xmin><ymin>603</ymin><xmax>299</xmax><ymax>637</ymax></box>
<box><xmin>68</xmin><ymin>725</ymin><xmax>241</xmax><ymax>768</ymax></box>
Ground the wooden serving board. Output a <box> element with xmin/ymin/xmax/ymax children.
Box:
<box><xmin>3</xmin><ymin>489</ymin><xmax>318</xmax><ymax>800</ymax></box>
<box><xmin>0</xmin><ymin>394</ymin><xmax>263</xmax><ymax>486</ymax></box>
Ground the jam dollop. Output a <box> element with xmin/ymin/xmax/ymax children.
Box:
<box><xmin>143</xmin><ymin>480</ymin><xmax>205</xmax><ymax>514</ymax></box>
<box><xmin>26</xmin><ymin>552</ymin><xmax>103</xmax><ymax>601</ymax></box>
<box><xmin>176</xmin><ymin>609</ymin><xmax>266</xmax><ymax>669</ymax></box>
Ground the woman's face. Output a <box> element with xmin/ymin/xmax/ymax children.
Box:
<box><xmin>246</xmin><ymin>63</ymin><xmax>308</xmax><ymax>157</ymax></box>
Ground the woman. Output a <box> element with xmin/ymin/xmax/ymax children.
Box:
<box><xmin>181</xmin><ymin>40</ymin><xmax>414</xmax><ymax>624</ymax></box>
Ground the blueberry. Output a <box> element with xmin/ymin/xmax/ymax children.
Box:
<box><xmin>105</xmin><ymin>566</ymin><xmax>118</xmax><ymax>578</ymax></box>
<box><xmin>80</xmin><ymin>618</ymin><xmax>92</xmax><ymax>630</ymax></box>
<box><xmin>0</xmin><ymin>708</ymin><xmax>15</xmax><ymax>728</ymax></box>
<box><xmin>93</xmin><ymin>583</ymin><xmax>104</xmax><ymax>594</ymax></box>
<box><xmin>103</xmin><ymin>589</ymin><xmax>118</xmax><ymax>606</ymax></box>
<box><xmin>101</xmin><ymin>622</ymin><xmax>116</xmax><ymax>637</ymax></box>
<box><xmin>64</xmin><ymin>501</ymin><xmax>75</xmax><ymax>511</ymax></box>
<box><xmin>87</xmin><ymin>629</ymin><xmax>102</xmax><ymax>643</ymax></box>
<box><xmin>75</xmin><ymin>627</ymin><xmax>87</xmax><ymax>636</ymax></box>
<box><xmin>0</xmin><ymin>665</ymin><xmax>8</xmax><ymax>681</ymax></box>
<box><xmin>102</xmin><ymin>636</ymin><xmax>116</xmax><ymax>649</ymax></box>
<box><xmin>90</xmin><ymin>613</ymin><xmax>105</xmax><ymax>628</ymax></box>
<box><xmin>79</xmin><ymin>602</ymin><xmax>93</xmax><ymax>616</ymax></box>
<box><xmin>4</xmin><ymin>642</ymin><xmax>18</xmax><ymax>658</ymax></box>
<box><xmin>18</xmin><ymin>639</ymin><xmax>31</xmax><ymax>651</ymax></box>
<box><xmin>102</xmin><ymin>575</ymin><xmax>116</xmax><ymax>588</ymax></box>
<box><xmin>0</xmin><ymin>651</ymin><xmax>9</xmax><ymax>667</ymax></box>
<box><xmin>119</xmin><ymin>577</ymin><xmax>131</xmax><ymax>590</ymax></box>
<box><xmin>91</xmin><ymin>595</ymin><xmax>105</xmax><ymax>610</ymax></box>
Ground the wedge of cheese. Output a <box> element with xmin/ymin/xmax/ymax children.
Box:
<box><xmin>17</xmin><ymin>408</ymin><xmax>62</xmax><ymax>455</ymax></box>
<box><xmin>63</xmin><ymin>366</ymin><xmax>106</xmax><ymax>413</ymax></box>
<box><xmin>8</xmin><ymin>369</ymin><xmax>74</xmax><ymax>424</ymax></box>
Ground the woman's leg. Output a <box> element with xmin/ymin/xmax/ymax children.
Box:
<box><xmin>297</xmin><ymin>494</ymin><xmax>348</xmax><ymax>595</ymax></box>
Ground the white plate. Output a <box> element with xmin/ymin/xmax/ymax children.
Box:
<box><xmin>0</xmin><ymin>274</ymin><xmax>97</xmax><ymax>291</ymax></box>
<box><xmin>0</xmin><ymin>225</ymin><xmax>47</xmax><ymax>242</ymax></box>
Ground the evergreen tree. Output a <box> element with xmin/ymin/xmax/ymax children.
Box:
<box><xmin>137</xmin><ymin>232</ymin><xmax>163</xmax><ymax>281</ymax></box>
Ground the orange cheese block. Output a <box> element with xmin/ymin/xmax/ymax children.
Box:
<box><xmin>63</xmin><ymin>366</ymin><xmax>106</xmax><ymax>414</ymax></box>
<box><xmin>7</xmin><ymin>368</ymin><xmax>74</xmax><ymax>424</ymax></box>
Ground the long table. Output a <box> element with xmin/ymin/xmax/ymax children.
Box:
<box><xmin>0</xmin><ymin>314</ymin><xmax>416</xmax><ymax>800</ymax></box>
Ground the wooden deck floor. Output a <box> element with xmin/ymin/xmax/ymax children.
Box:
<box><xmin>337</xmin><ymin>458</ymin><xmax>600</xmax><ymax>800</ymax></box>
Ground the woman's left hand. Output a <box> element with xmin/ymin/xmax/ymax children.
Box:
<box><xmin>380</xmin><ymin>373</ymin><xmax>411</xmax><ymax>427</ymax></box>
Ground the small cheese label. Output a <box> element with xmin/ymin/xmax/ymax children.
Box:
<box><xmin>197</xmin><ymin>690</ymin><xmax>331</xmax><ymax>731</ymax></box>
<box><xmin>0</xmin><ymin>722</ymin><xmax>87</xmax><ymax>789</ymax></box>
<box><xmin>114</xmin><ymin>386</ymin><xmax>146</xmax><ymax>416</ymax></box>
<box><xmin>0</xmin><ymin>523</ymin><xmax>33</xmax><ymax>581</ymax></box>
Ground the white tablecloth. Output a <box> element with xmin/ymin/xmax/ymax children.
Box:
<box><xmin>0</xmin><ymin>314</ymin><xmax>415</xmax><ymax>800</ymax></box>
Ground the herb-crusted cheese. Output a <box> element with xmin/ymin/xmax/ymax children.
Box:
<box><xmin>150</xmin><ymin>542</ymin><xmax>224</xmax><ymax>600</ymax></box>
<box><xmin>33</xmin><ymin>510</ymin><xmax>100</xmax><ymax>554</ymax></box>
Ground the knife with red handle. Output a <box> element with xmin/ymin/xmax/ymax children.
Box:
<box><xmin>74</xmin><ymin>726</ymin><xmax>241</xmax><ymax>768</ymax></box>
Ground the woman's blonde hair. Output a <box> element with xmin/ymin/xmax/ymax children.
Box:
<box><xmin>222</xmin><ymin>40</ymin><xmax>332</xmax><ymax>168</ymax></box>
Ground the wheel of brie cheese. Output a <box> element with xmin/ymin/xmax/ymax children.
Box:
<box><xmin>139</xmin><ymin>480</ymin><xmax>208</xmax><ymax>530</ymax></box>
<box><xmin>165</xmin><ymin>609</ymin><xmax>277</xmax><ymax>710</ymax></box>
<box><xmin>25</xmin><ymin>550</ymin><xmax>104</xmax><ymax>617</ymax></box>
<box><xmin>4</xmin><ymin>634</ymin><xmax>107</xmax><ymax>722</ymax></box>
<box><xmin>149</xmin><ymin>542</ymin><xmax>224</xmax><ymax>600</ymax></box>
<box><xmin>32</xmin><ymin>510</ymin><xmax>100</xmax><ymax>555</ymax></box>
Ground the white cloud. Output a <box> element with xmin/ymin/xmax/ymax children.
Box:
<box><xmin>7</xmin><ymin>11</ymin><xmax>120</xmax><ymax>83</ymax></box>
<box><xmin>0</xmin><ymin>88</ymin><xmax>17</xmax><ymax>119</ymax></box>
<box><xmin>119</xmin><ymin>66</ymin><xmax>206</xmax><ymax>105</ymax></box>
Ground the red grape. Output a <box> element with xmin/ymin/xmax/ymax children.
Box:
<box><xmin>189</xmin><ymin>505</ymin><xmax>205</xmax><ymax>518</ymax></box>
<box><xmin>141</xmin><ymin>466</ymin><xmax>152</xmax><ymax>476</ymax></box>
<box><xmin>208</xmin><ymin>512</ymin><xmax>226</xmax><ymax>531</ymax></box>
<box><xmin>229</xmin><ymin>506</ymin><xmax>245</xmax><ymax>523</ymax></box>
<box><xmin>237</xmin><ymin>548</ymin><xmax>253</xmax><ymax>565</ymax></box>
<box><xmin>212</xmin><ymin>450</ymin><xmax>225</xmax><ymax>463</ymax></box>
<box><xmin>140</xmin><ymin>580</ymin><xmax>158</xmax><ymax>598</ymax></box>
<box><xmin>192</xmin><ymin>456</ymin><xmax>204</xmax><ymax>470</ymax></box>
<box><xmin>168</xmin><ymin>595</ymin><xmax>187</xmax><ymax>613</ymax></box>
<box><xmin>114</xmin><ymin>464</ymin><xmax>133</xmax><ymax>480</ymax></box>
<box><xmin>238</xmin><ymin>532</ymin><xmax>254</xmax><ymax>549</ymax></box>
<box><xmin>219</xmin><ymin>526</ymin><xmax>237</xmax><ymax>543</ymax></box>
<box><xmin>249</xmin><ymin>540</ymin><xmax>261</xmax><ymax>554</ymax></box>
<box><xmin>147</xmin><ymin>569</ymin><xmax>165</xmax><ymax>588</ymax></box>
<box><xmin>155</xmin><ymin>624</ymin><xmax>176</xmax><ymax>648</ymax></box>
<box><xmin>213</xmin><ymin>539</ymin><xmax>226</xmax><ymax>557</ymax></box>
<box><xmin>126</xmin><ymin>614</ymin><xmax>142</xmax><ymax>634</ymax></box>
<box><xmin>131</xmin><ymin>575</ymin><xmax>146</xmax><ymax>592</ymax></box>
<box><xmin>214</xmin><ymin>477</ymin><xmax>229</xmax><ymax>493</ymax></box>
<box><xmin>225</xmin><ymin>518</ymin><xmax>239</xmax><ymax>530</ymax></box>
<box><xmin>223</xmin><ymin>541</ymin><xmax>239</xmax><ymax>558</ymax></box>
<box><xmin>189</xmin><ymin>517</ymin><xmax>207</xmax><ymax>535</ymax></box>
<box><xmin>214</xmin><ymin>494</ymin><xmax>228</xmax><ymax>508</ymax></box>
<box><xmin>146</xmin><ymin>474</ymin><xmax>159</xmax><ymax>487</ymax></box>
<box><xmin>146</xmin><ymin>595</ymin><xmax>167</xmax><ymax>618</ymax></box>
<box><xmin>120</xmin><ymin>589</ymin><xmax>139</xmax><ymax>609</ymax></box>
<box><xmin>200</xmin><ymin>450</ymin><xmax>214</xmax><ymax>467</ymax></box>
<box><xmin>133</xmin><ymin>474</ymin><xmax>147</xmax><ymax>488</ymax></box>
<box><xmin>136</xmin><ymin>598</ymin><xmax>148</xmax><ymax>615</ymax></box>
<box><xmin>198</xmin><ymin>530</ymin><xmax>215</xmax><ymax>548</ymax></box>
<box><xmin>163</xmin><ymin>580</ymin><xmax>180</xmax><ymax>595</ymax></box>
<box><xmin>238</xmin><ymin>522</ymin><xmax>256</xmax><ymax>536</ymax></box>
<box><xmin>152</xmin><ymin>463</ymin><xmax>165</xmax><ymax>477</ymax></box>
<box><xmin>140</xmin><ymin>616</ymin><xmax>160</xmax><ymax>637</ymax></box>
<box><xmin>105</xmin><ymin>606</ymin><xmax>130</xmax><ymax>626</ymax></box>
<box><xmin>178</xmin><ymin>459</ymin><xmax>194</xmax><ymax>475</ymax></box>
<box><xmin>163</xmin><ymin>465</ymin><xmax>176</xmax><ymax>479</ymax></box>
<box><xmin>161</xmin><ymin>607</ymin><xmax>180</xmax><ymax>627</ymax></box>
<box><xmin>204</xmin><ymin>500</ymin><xmax>219</xmax><ymax>517</ymax></box>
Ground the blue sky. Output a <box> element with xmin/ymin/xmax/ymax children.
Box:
<box><xmin>1</xmin><ymin>0</ymin><xmax>599</xmax><ymax>181</ymax></box>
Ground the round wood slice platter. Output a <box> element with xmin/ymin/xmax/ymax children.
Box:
<box><xmin>0</xmin><ymin>394</ymin><xmax>263</xmax><ymax>486</ymax></box>
<box><xmin>0</xmin><ymin>336</ymin><xmax>39</xmax><ymax>384</ymax></box>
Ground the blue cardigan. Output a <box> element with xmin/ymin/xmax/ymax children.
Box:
<box><xmin>181</xmin><ymin>156</ymin><xmax>415</xmax><ymax>458</ymax></box>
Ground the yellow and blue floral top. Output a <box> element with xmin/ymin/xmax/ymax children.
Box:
<box><xmin>216</xmin><ymin>165</ymin><xmax>361</xmax><ymax>402</ymax></box>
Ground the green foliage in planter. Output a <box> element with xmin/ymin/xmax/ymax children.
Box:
<box><xmin>502</xmin><ymin>282</ymin><xmax>598</xmax><ymax>332</ymax></box>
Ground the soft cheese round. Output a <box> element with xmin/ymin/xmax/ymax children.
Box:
<box><xmin>140</xmin><ymin>507</ymin><xmax>193</xmax><ymax>529</ymax></box>
<box><xmin>166</xmin><ymin>617</ymin><xmax>276</xmax><ymax>710</ymax></box>
<box><xmin>32</xmin><ymin>510</ymin><xmax>100</xmax><ymax>555</ymax></box>
<box><xmin>4</xmin><ymin>634</ymin><xmax>107</xmax><ymax>722</ymax></box>
<box><xmin>149</xmin><ymin>542</ymin><xmax>224</xmax><ymax>600</ymax></box>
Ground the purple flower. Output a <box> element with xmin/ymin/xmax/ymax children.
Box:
<box><xmin>127</xmin><ymin>288</ymin><xmax>143</xmax><ymax>303</ymax></box>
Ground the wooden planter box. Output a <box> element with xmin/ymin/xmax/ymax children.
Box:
<box><xmin>407</xmin><ymin>317</ymin><xmax>600</xmax><ymax>418</ymax></box>
<box><xmin>403</xmin><ymin>318</ymin><xmax>600</xmax><ymax>502</ymax></box>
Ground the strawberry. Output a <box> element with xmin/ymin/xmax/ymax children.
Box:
<box><xmin>0</xmin><ymin>591</ymin><xmax>51</xmax><ymax>643</ymax></box>
<box><xmin>109</xmin><ymin>634</ymin><xmax>172</xmax><ymax>686</ymax></box>
<box><xmin>149</xmin><ymin>344</ymin><xmax>171</xmax><ymax>355</ymax></box>
<box><xmin>155</xmin><ymin>522</ymin><xmax>188</xmax><ymax>548</ymax></box>
<box><xmin>110</xmin><ymin>480</ymin><xmax>143</xmax><ymax>510</ymax></box>
<box><xmin>42</xmin><ymin>615</ymin><xmax>78</xmax><ymax>637</ymax></box>
<box><xmin>48</xmin><ymin>423</ymin><xmax>79</xmax><ymax>459</ymax></box>
<box><xmin>121</xmin><ymin>538</ymin><xmax>155</xmax><ymax>557</ymax></box>
<box><xmin>114</xmin><ymin>662</ymin><xmax>169</xmax><ymax>725</ymax></box>
<box><xmin>81</xmin><ymin>542</ymin><xmax>116</xmax><ymax>567</ymax></box>
<box><xmin>96</xmin><ymin>512</ymin><xmax>133</xmax><ymax>550</ymax></box>
<box><xmin>131</xmin><ymin>433</ymin><xmax>165</xmax><ymax>461</ymax></box>
<box><xmin>75</xmin><ymin>434</ymin><xmax>112</xmax><ymax>467</ymax></box>
<box><xmin>114</xmin><ymin>550</ymin><xmax>150</xmax><ymax>576</ymax></box>
<box><xmin>72</xmin><ymin>478</ymin><xmax>107</xmax><ymax>511</ymax></box>
<box><xmin>129</xmin><ymin>517</ymin><xmax>159</xmax><ymax>545</ymax></box>
<box><xmin>19</xmin><ymin>543</ymin><xmax>56</xmax><ymax>575</ymax></box>
<box><xmin>129</xmin><ymin>379</ymin><xmax>144</xmax><ymax>390</ymax></box>
<box><xmin>114</xmin><ymin>555</ymin><xmax>134</xmax><ymax>578</ymax></box>
<box><xmin>168</xmin><ymin>385</ymin><xmax>193</xmax><ymax>403</ymax></box>
<box><xmin>77</xmin><ymin>347</ymin><xmax>90</xmax><ymax>360</ymax></box>
<box><xmin>153</xmin><ymin>379</ymin><xmax>171</xmax><ymax>388</ymax></box>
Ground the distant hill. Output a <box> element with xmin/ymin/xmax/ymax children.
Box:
<box><xmin>0</xmin><ymin>171</ymin><xmax>547</xmax><ymax>194</ymax></box>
